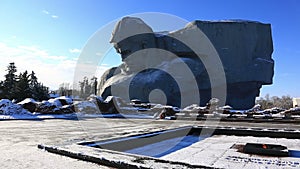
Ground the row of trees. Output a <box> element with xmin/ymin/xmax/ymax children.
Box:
<box><xmin>256</xmin><ymin>94</ymin><xmax>293</xmax><ymax>110</ymax></box>
<box><xmin>79</xmin><ymin>76</ymin><xmax>98</xmax><ymax>98</ymax></box>
<box><xmin>57</xmin><ymin>77</ymin><xmax>98</xmax><ymax>99</ymax></box>
<box><xmin>0</xmin><ymin>62</ymin><xmax>49</xmax><ymax>102</ymax></box>
<box><xmin>57</xmin><ymin>83</ymin><xmax>73</xmax><ymax>97</ymax></box>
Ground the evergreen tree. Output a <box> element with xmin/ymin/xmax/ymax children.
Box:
<box><xmin>14</xmin><ymin>71</ymin><xmax>31</xmax><ymax>101</ymax></box>
<box><xmin>29</xmin><ymin>71</ymin><xmax>39</xmax><ymax>99</ymax></box>
<box><xmin>27</xmin><ymin>71</ymin><xmax>49</xmax><ymax>101</ymax></box>
<box><xmin>2</xmin><ymin>62</ymin><xmax>17</xmax><ymax>99</ymax></box>
<box><xmin>34</xmin><ymin>83</ymin><xmax>49</xmax><ymax>101</ymax></box>
<box><xmin>29</xmin><ymin>71</ymin><xmax>38</xmax><ymax>87</ymax></box>
<box><xmin>0</xmin><ymin>63</ymin><xmax>50</xmax><ymax>101</ymax></box>
<box><xmin>0</xmin><ymin>81</ymin><xmax>4</xmax><ymax>99</ymax></box>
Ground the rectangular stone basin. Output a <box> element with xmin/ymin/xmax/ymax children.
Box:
<box><xmin>79</xmin><ymin>126</ymin><xmax>209</xmax><ymax>157</ymax></box>
<box><xmin>78</xmin><ymin>126</ymin><xmax>300</xmax><ymax>158</ymax></box>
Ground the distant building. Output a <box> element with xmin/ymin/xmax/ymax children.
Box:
<box><xmin>293</xmin><ymin>98</ymin><xmax>300</xmax><ymax>107</ymax></box>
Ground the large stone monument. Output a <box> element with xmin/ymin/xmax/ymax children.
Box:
<box><xmin>98</xmin><ymin>17</ymin><xmax>274</xmax><ymax>109</ymax></box>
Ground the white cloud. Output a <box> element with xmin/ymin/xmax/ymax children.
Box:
<box><xmin>69</xmin><ymin>48</ymin><xmax>81</xmax><ymax>53</ymax></box>
<box><xmin>0</xmin><ymin>42</ymin><xmax>110</xmax><ymax>90</ymax></box>
<box><xmin>42</xmin><ymin>10</ymin><xmax>58</xmax><ymax>19</ymax></box>
<box><xmin>17</xmin><ymin>45</ymin><xmax>66</xmax><ymax>61</ymax></box>
<box><xmin>42</xmin><ymin>10</ymin><xmax>50</xmax><ymax>15</ymax></box>
<box><xmin>51</xmin><ymin>15</ymin><xmax>58</xmax><ymax>19</ymax></box>
<box><xmin>0</xmin><ymin>42</ymin><xmax>76</xmax><ymax>90</ymax></box>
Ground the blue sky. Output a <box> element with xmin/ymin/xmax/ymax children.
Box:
<box><xmin>0</xmin><ymin>0</ymin><xmax>299</xmax><ymax>97</ymax></box>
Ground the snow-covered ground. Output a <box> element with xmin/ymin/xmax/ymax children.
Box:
<box><xmin>0</xmin><ymin>113</ymin><xmax>154</xmax><ymax>120</ymax></box>
<box><xmin>2</xmin><ymin>97</ymin><xmax>300</xmax><ymax>121</ymax></box>
<box><xmin>78</xmin><ymin>124</ymin><xmax>300</xmax><ymax>168</ymax></box>
<box><xmin>0</xmin><ymin>98</ymin><xmax>154</xmax><ymax>120</ymax></box>
<box><xmin>0</xmin><ymin>118</ymin><xmax>194</xmax><ymax>168</ymax></box>
<box><xmin>1</xmin><ymin>117</ymin><xmax>300</xmax><ymax>168</ymax></box>
<box><xmin>161</xmin><ymin>135</ymin><xmax>300</xmax><ymax>168</ymax></box>
<box><xmin>0</xmin><ymin>118</ymin><xmax>114</xmax><ymax>169</ymax></box>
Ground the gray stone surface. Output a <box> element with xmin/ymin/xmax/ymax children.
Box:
<box><xmin>1</xmin><ymin>118</ymin><xmax>299</xmax><ymax>168</ymax></box>
<box><xmin>99</xmin><ymin>17</ymin><xmax>274</xmax><ymax>109</ymax></box>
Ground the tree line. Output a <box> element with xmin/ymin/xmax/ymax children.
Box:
<box><xmin>256</xmin><ymin>94</ymin><xmax>293</xmax><ymax>109</ymax></box>
<box><xmin>79</xmin><ymin>76</ymin><xmax>97</xmax><ymax>98</ymax></box>
<box><xmin>57</xmin><ymin>76</ymin><xmax>98</xmax><ymax>99</ymax></box>
<box><xmin>0</xmin><ymin>62</ymin><xmax>49</xmax><ymax>102</ymax></box>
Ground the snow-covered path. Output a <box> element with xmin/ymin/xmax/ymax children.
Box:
<box><xmin>0</xmin><ymin>119</ymin><xmax>104</xmax><ymax>169</ymax></box>
<box><xmin>0</xmin><ymin>118</ymin><xmax>181</xmax><ymax>168</ymax></box>
<box><xmin>1</xmin><ymin>118</ymin><xmax>300</xmax><ymax>168</ymax></box>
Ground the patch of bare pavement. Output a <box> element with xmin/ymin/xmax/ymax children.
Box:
<box><xmin>1</xmin><ymin>118</ymin><xmax>300</xmax><ymax>168</ymax></box>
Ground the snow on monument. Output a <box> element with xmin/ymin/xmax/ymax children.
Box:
<box><xmin>99</xmin><ymin>17</ymin><xmax>274</xmax><ymax>109</ymax></box>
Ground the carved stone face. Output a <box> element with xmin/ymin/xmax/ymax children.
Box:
<box><xmin>112</xmin><ymin>41</ymin><xmax>132</xmax><ymax>61</ymax></box>
<box><xmin>110</xmin><ymin>17</ymin><xmax>157</xmax><ymax>72</ymax></box>
<box><xmin>114</xmin><ymin>38</ymin><xmax>153</xmax><ymax>73</ymax></box>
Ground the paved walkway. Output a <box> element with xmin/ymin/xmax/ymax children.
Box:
<box><xmin>1</xmin><ymin>118</ymin><xmax>300</xmax><ymax>168</ymax></box>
